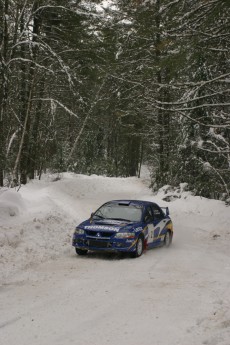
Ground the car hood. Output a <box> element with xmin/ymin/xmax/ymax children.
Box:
<box><xmin>79</xmin><ymin>218</ymin><xmax>141</xmax><ymax>232</ymax></box>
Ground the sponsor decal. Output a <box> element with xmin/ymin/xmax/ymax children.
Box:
<box><xmin>84</xmin><ymin>225</ymin><xmax>119</xmax><ymax>231</ymax></box>
<box><xmin>134</xmin><ymin>227</ymin><xmax>143</xmax><ymax>232</ymax></box>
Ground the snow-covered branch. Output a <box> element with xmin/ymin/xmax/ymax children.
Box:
<box><xmin>7</xmin><ymin>58</ymin><xmax>54</xmax><ymax>74</ymax></box>
<box><xmin>32</xmin><ymin>98</ymin><xmax>79</xmax><ymax>119</ymax></box>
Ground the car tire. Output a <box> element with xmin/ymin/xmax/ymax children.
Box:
<box><xmin>164</xmin><ymin>230</ymin><xmax>172</xmax><ymax>247</ymax></box>
<box><xmin>75</xmin><ymin>248</ymin><xmax>88</xmax><ymax>255</ymax></box>
<box><xmin>131</xmin><ymin>236</ymin><xmax>144</xmax><ymax>258</ymax></box>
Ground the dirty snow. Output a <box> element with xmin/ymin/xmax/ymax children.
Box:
<box><xmin>0</xmin><ymin>171</ymin><xmax>230</xmax><ymax>345</ymax></box>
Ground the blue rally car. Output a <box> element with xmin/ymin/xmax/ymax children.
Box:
<box><xmin>72</xmin><ymin>200</ymin><xmax>173</xmax><ymax>258</ymax></box>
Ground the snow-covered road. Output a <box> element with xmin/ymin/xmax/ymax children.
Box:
<box><xmin>0</xmin><ymin>173</ymin><xmax>230</xmax><ymax>345</ymax></box>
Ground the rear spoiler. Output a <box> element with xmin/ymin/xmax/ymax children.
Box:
<box><xmin>161</xmin><ymin>207</ymin><xmax>170</xmax><ymax>216</ymax></box>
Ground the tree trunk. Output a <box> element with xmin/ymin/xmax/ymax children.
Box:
<box><xmin>0</xmin><ymin>0</ymin><xmax>9</xmax><ymax>186</ymax></box>
<box><xmin>28</xmin><ymin>77</ymin><xmax>45</xmax><ymax>179</ymax></box>
<box><xmin>14</xmin><ymin>1</ymin><xmax>42</xmax><ymax>184</ymax></box>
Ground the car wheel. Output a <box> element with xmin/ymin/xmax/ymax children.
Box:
<box><xmin>75</xmin><ymin>248</ymin><xmax>88</xmax><ymax>255</ymax></box>
<box><xmin>132</xmin><ymin>236</ymin><xmax>144</xmax><ymax>258</ymax></box>
<box><xmin>164</xmin><ymin>230</ymin><xmax>172</xmax><ymax>247</ymax></box>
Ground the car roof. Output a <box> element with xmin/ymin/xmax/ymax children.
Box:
<box><xmin>104</xmin><ymin>200</ymin><xmax>158</xmax><ymax>208</ymax></box>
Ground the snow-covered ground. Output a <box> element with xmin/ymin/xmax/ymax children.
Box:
<box><xmin>0</xmin><ymin>172</ymin><xmax>230</xmax><ymax>345</ymax></box>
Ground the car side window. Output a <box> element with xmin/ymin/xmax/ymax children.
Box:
<box><xmin>152</xmin><ymin>205</ymin><xmax>164</xmax><ymax>220</ymax></box>
<box><xmin>144</xmin><ymin>206</ymin><xmax>154</xmax><ymax>223</ymax></box>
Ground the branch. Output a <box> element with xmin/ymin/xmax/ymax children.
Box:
<box><xmin>67</xmin><ymin>75</ymin><xmax>108</xmax><ymax>162</ymax></box>
<box><xmin>7</xmin><ymin>58</ymin><xmax>54</xmax><ymax>74</ymax></box>
<box><xmin>32</xmin><ymin>98</ymin><xmax>79</xmax><ymax>119</ymax></box>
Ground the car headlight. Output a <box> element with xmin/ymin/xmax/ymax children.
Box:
<box><xmin>74</xmin><ymin>228</ymin><xmax>85</xmax><ymax>235</ymax></box>
<box><xmin>115</xmin><ymin>232</ymin><xmax>135</xmax><ymax>239</ymax></box>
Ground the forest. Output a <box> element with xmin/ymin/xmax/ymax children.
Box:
<box><xmin>0</xmin><ymin>0</ymin><xmax>229</xmax><ymax>201</ymax></box>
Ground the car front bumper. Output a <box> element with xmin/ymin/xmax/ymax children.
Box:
<box><xmin>72</xmin><ymin>235</ymin><xmax>137</xmax><ymax>253</ymax></box>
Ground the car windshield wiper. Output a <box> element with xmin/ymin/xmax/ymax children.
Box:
<box><xmin>108</xmin><ymin>218</ymin><xmax>132</xmax><ymax>222</ymax></box>
<box><xmin>93</xmin><ymin>214</ymin><xmax>104</xmax><ymax>219</ymax></box>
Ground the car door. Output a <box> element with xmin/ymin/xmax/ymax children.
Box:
<box><xmin>151</xmin><ymin>205</ymin><xmax>167</xmax><ymax>243</ymax></box>
<box><xmin>143</xmin><ymin>206</ymin><xmax>155</xmax><ymax>245</ymax></box>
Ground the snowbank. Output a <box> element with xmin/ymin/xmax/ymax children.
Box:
<box><xmin>0</xmin><ymin>189</ymin><xmax>25</xmax><ymax>219</ymax></box>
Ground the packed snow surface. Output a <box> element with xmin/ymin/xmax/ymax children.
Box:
<box><xmin>0</xmin><ymin>172</ymin><xmax>230</xmax><ymax>345</ymax></box>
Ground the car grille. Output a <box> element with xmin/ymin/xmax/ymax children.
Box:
<box><xmin>88</xmin><ymin>240</ymin><xmax>109</xmax><ymax>248</ymax></box>
<box><xmin>85</xmin><ymin>230</ymin><xmax>115</xmax><ymax>238</ymax></box>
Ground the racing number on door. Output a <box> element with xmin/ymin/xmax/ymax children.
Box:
<box><xmin>147</xmin><ymin>224</ymin><xmax>155</xmax><ymax>244</ymax></box>
<box><xmin>144</xmin><ymin>206</ymin><xmax>155</xmax><ymax>244</ymax></box>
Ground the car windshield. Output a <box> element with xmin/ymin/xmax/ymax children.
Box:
<box><xmin>93</xmin><ymin>203</ymin><xmax>142</xmax><ymax>222</ymax></box>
